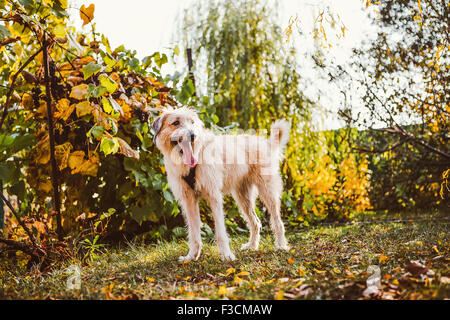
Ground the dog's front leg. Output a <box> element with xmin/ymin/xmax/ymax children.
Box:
<box><xmin>178</xmin><ymin>195</ymin><xmax>203</xmax><ymax>263</ymax></box>
<box><xmin>205</xmin><ymin>192</ymin><xmax>236</xmax><ymax>261</ymax></box>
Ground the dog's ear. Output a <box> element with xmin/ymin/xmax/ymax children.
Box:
<box><xmin>152</xmin><ymin>114</ymin><xmax>164</xmax><ymax>144</ymax></box>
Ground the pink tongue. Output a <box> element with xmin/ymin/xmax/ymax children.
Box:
<box><xmin>180</xmin><ymin>140</ymin><xmax>197</xmax><ymax>168</ymax></box>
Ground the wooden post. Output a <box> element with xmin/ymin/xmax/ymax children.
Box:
<box><xmin>186</xmin><ymin>48</ymin><xmax>196</xmax><ymax>96</ymax></box>
<box><xmin>43</xmin><ymin>37</ymin><xmax>64</xmax><ymax>240</ymax></box>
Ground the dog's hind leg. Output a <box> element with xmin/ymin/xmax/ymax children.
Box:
<box><xmin>204</xmin><ymin>190</ymin><xmax>236</xmax><ymax>261</ymax></box>
<box><xmin>256</xmin><ymin>174</ymin><xmax>289</xmax><ymax>250</ymax></box>
<box><xmin>232</xmin><ymin>184</ymin><xmax>261</xmax><ymax>250</ymax></box>
<box><xmin>178</xmin><ymin>194</ymin><xmax>203</xmax><ymax>263</ymax></box>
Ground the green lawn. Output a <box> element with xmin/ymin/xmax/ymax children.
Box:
<box><xmin>1</xmin><ymin>211</ymin><xmax>449</xmax><ymax>300</ymax></box>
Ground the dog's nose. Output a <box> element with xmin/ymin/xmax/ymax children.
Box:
<box><xmin>189</xmin><ymin>131</ymin><xmax>196</xmax><ymax>142</ymax></box>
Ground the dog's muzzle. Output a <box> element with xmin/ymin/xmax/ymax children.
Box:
<box><xmin>171</xmin><ymin>131</ymin><xmax>198</xmax><ymax>168</ymax></box>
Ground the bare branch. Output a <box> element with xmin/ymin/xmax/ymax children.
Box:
<box><xmin>0</xmin><ymin>47</ymin><xmax>44</xmax><ymax>133</ymax></box>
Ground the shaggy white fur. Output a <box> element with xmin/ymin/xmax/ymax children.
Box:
<box><xmin>153</xmin><ymin>107</ymin><xmax>290</xmax><ymax>262</ymax></box>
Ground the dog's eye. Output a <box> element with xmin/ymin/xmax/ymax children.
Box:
<box><xmin>172</xmin><ymin>120</ymin><xmax>180</xmax><ymax>126</ymax></box>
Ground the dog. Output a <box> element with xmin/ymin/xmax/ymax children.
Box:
<box><xmin>152</xmin><ymin>107</ymin><xmax>290</xmax><ymax>262</ymax></box>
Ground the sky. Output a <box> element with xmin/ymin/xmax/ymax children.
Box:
<box><xmin>69</xmin><ymin>0</ymin><xmax>376</xmax><ymax>130</ymax></box>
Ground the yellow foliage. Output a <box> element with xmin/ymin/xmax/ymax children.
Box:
<box><xmin>286</xmin><ymin>128</ymin><xmax>371</xmax><ymax>220</ymax></box>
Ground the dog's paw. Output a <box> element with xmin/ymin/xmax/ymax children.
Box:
<box><xmin>178</xmin><ymin>255</ymin><xmax>194</xmax><ymax>263</ymax></box>
<box><xmin>241</xmin><ymin>242</ymin><xmax>258</xmax><ymax>250</ymax></box>
<box><xmin>275</xmin><ymin>244</ymin><xmax>290</xmax><ymax>251</ymax></box>
<box><xmin>220</xmin><ymin>251</ymin><xmax>236</xmax><ymax>262</ymax></box>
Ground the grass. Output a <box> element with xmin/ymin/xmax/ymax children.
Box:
<box><xmin>0</xmin><ymin>211</ymin><xmax>449</xmax><ymax>300</ymax></box>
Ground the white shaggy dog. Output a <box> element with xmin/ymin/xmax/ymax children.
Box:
<box><xmin>152</xmin><ymin>107</ymin><xmax>290</xmax><ymax>262</ymax></box>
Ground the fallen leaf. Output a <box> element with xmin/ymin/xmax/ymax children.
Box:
<box><xmin>225</xmin><ymin>267</ymin><xmax>235</xmax><ymax>276</ymax></box>
<box><xmin>379</xmin><ymin>254</ymin><xmax>389</xmax><ymax>264</ymax></box>
<box><xmin>275</xmin><ymin>290</ymin><xmax>284</xmax><ymax>300</ymax></box>
<box><xmin>218</xmin><ymin>286</ymin><xmax>227</xmax><ymax>295</ymax></box>
<box><xmin>405</xmin><ymin>261</ymin><xmax>429</xmax><ymax>276</ymax></box>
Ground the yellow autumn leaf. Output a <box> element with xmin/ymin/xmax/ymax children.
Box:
<box><xmin>298</xmin><ymin>267</ymin><xmax>305</xmax><ymax>276</ymax></box>
<box><xmin>38</xmin><ymin>179</ymin><xmax>52</xmax><ymax>193</ymax></box>
<box><xmin>80</xmin><ymin>4</ymin><xmax>95</xmax><ymax>26</ymax></box>
<box><xmin>110</xmin><ymin>72</ymin><xmax>121</xmax><ymax>84</ymax></box>
<box><xmin>275</xmin><ymin>290</ymin><xmax>284</xmax><ymax>300</ymax></box>
<box><xmin>314</xmin><ymin>268</ymin><xmax>326</xmax><ymax>274</ymax></box>
<box><xmin>35</xmin><ymin>136</ymin><xmax>50</xmax><ymax>165</ymax></box>
<box><xmin>54</xmin><ymin>142</ymin><xmax>73</xmax><ymax>170</ymax></box>
<box><xmin>58</xmin><ymin>62</ymin><xmax>73</xmax><ymax>71</ymax></box>
<box><xmin>70</xmin><ymin>84</ymin><xmax>89</xmax><ymax>100</ymax></box>
<box><xmin>21</xmin><ymin>93</ymin><xmax>34</xmax><ymax>109</ymax></box>
<box><xmin>92</xmin><ymin>105</ymin><xmax>112</xmax><ymax>130</ymax></box>
<box><xmin>233</xmin><ymin>276</ymin><xmax>243</xmax><ymax>284</ymax></box>
<box><xmin>225</xmin><ymin>267</ymin><xmax>235</xmax><ymax>276</ymax></box>
<box><xmin>236</xmin><ymin>271</ymin><xmax>250</xmax><ymax>277</ymax></box>
<box><xmin>218</xmin><ymin>286</ymin><xmax>227</xmax><ymax>295</ymax></box>
<box><xmin>54</xmin><ymin>98</ymin><xmax>75</xmax><ymax>121</ymax></box>
<box><xmin>68</xmin><ymin>150</ymin><xmax>85</xmax><ymax>170</ymax></box>
<box><xmin>118</xmin><ymin>100</ymin><xmax>132</xmax><ymax>122</ymax></box>
<box><xmin>146</xmin><ymin>276</ymin><xmax>155</xmax><ymax>283</ymax></box>
<box><xmin>71</xmin><ymin>153</ymin><xmax>99</xmax><ymax>176</ymax></box>
<box><xmin>32</xmin><ymin>221</ymin><xmax>47</xmax><ymax>234</ymax></box>
<box><xmin>76</xmin><ymin>56</ymin><xmax>96</xmax><ymax>66</ymax></box>
<box><xmin>76</xmin><ymin>100</ymin><xmax>93</xmax><ymax>117</ymax></box>
<box><xmin>379</xmin><ymin>254</ymin><xmax>389</xmax><ymax>264</ymax></box>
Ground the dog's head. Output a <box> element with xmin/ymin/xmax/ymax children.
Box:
<box><xmin>152</xmin><ymin>107</ymin><xmax>203</xmax><ymax>168</ymax></box>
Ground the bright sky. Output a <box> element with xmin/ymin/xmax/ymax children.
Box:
<box><xmin>69</xmin><ymin>0</ymin><xmax>376</xmax><ymax>130</ymax></box>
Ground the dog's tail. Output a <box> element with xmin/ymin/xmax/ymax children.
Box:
<box><xmin>270</xmin><ymin>119</ymin><xmax>291</xmax><ymax>157</ymax></box>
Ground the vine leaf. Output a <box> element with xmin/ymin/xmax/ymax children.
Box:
<box><xmin>54</xmin><ymin>142</ymin><xmax>73</xmax><ymax>170</ymax></box>
<box><xmin>76</xmin><ymin>100</ymin><xmax>93</xmax><ymax>117</ymax></box>
<box><xmin>100</xmin><ymin>136</ymin><xmax>119</xmax><ymax>156</ymax></box>
<box><xmin>99</xmin><ymin>73</ymin><xmax>118</xmax><ymax>93</ymax></box>
<box><xmin>70</xmin><ymin>153</ymin><xmax>99</xmax><ymax>176</ymax></box>
<box><xmin>80</xmin><ymin>4</ymin><xmax>95</xmax><ymax>26</ymax></box>
<box><xmin>54</xmin><ymin>98</ymin><xmax>74</xmax><ymax>121</ymax></box>
<box><xmin>68</xmin><ymin>150</ymin><xmax>85</xmax><ymax>170</ymax></box>
<box><xmin>117</xmin><ymin>137</ymin><xmax>139</xmax><ymax>159</ymax></box>
<box><xmin>70</xmin><ymin>84</ymin><xmax>89</xmax><ymax>100</ymax></box>
<box><xmin>82</xmin><ymin>61</ymin><xmax>102</xmax><ymax>80</ymax></box>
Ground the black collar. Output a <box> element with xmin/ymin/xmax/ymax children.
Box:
<box><xmin>182</xmin><ymin>166</ymin><xmax>197</xmax><ymax>190</ymax></box>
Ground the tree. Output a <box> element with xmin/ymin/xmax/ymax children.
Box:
<box><xmin>180</xmin><ymin>0</ymin><xmax>311</xmax><ymax>129</ymax></box>
<box><xmin>333</xmin><ymin>0</ymin><xmax>449</xmax><ymax>208</ymax></box>
<box><xmin>179</xmin><ymin>0</ymin><xmax>372</xmax><ymax>223</ymax></box>
<box><xmin>0</xmin><ymin>0</ymin><xmax>184</xmax><ymax>265</ymax></box>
